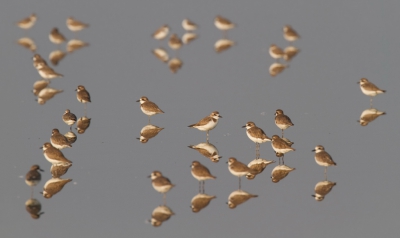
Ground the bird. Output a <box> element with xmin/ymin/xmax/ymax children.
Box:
<box><xmin>312</xmin><ymin>145</ymin><xmax>336</xmax><ymax>180</ymax></box>
<box><xmin>168</xmin><ymin>57</ymin><xmax>183</xmax><ymax>74</ymax></box>
<box><xmin>188</xmin><ymin>111</ymin><xmax>222</xmax><ymax>142</ymax></box>
<box><xmin>271</xmin><ymin>135</ymin><xmax>295</xmax><ymax>165</ymax></box>
<box><xmin>358</xmin><ymin>108</ymin><xmax>386</xmax><ymax>126</ymax></box>
<box><xmin>191</xmin><ymin>161</ymin><xmax>216</xmax><ymax>193</ymax></box>
<box><xmin>182</xmin><ymin>18</ymin><xmax>198</xmax><ymax>31</ymax></box>
<box><xmin>188</xmin><ymin>142</ymin><xmax>221</xmax><ymax>163</ymax></box>
<box><xmin>36</xmin><ymin>87</ymin><xmax>63</xmax><ymax>105</ymax></box>
<box><xmin>76</xmin><ymin>116</ymin><xmax>91</xmax><ymax>134</ymax></box>
<box><xmin>242</xmin><ymin>121</ymin><xmax>271</xmax><ymax>159</ymax></box>
<box><xmin>274</xmin><ymin>109</ymin><xmax>294</xmax><ymax>137</ymax></box>
<box><xmin>168</xmin><ymin>34</ymin><xmax>182</xmax><ymax>57</ymax></box>
<box><xmin>32</xmin><ymin>54</ymin><xmax>48</xmax><ymax>70</ymax></box>
<box><xmin>191</xmin><ymin>193</ymin><xmax>216</xmax><ymax>213</ymax></box>
<box><xmin>50</xmin><ymin>164</ymin><xmax>72</xmax><ymax>178</ymax></box>
<box><xmin>49</xmin><ymin>28</ymin><xmax>66</xmax><ymax>47</ymax></box>
<box><xmin>64</xmin><ymin>131</ymin><xmax>77</xmax><ymax>144</ymax></box>
<box><xmin>227</xmin><ymin>157</ymin><xmax>255</xmax><ymax>189</ymax></box>
<box><xmin>137</xmin><ymin>124</ymin><xmax>164</xmax><ymax>143</ymax></box>
<box><xmin>137</xmin><ymin>96</ymin><xmax>164</xmax><ymax>124</ymax></box>
<box><xmin>271</xmin><ymin>165</ymin><xmax>296</xmax><ymax>183</ymax></box>
<box><xmin>66</xmin><ymin>17</ymin><xmax>89</xmax><ymax>37</ymax></box>
<box><xmin>49</xmin><ymin>50</ymin><xmax>67</xmax><ymax>66</ymax></box>
<box><xmin>17</xmin><ymin>13</ymin><xmax>37</xmax><ymax>30</ymax></box>
<box><xmin>214</xmin><ymin>39</ymin><xmax>235</xmax><ymax>53</ymax></box>
<box><xmin>182</xmin><ymin>32</ymin><xmax>197</xmax><ymax>45</ymax></box>
<box><xmin>312</xmin><ymin>181</ymin><xmax>337</xmax><ymax>201</ymax></box>
<box><xmin>25</xmin><ymin>165</ymin><xmax>44</xmax><ymax>198</ymax></box>
<box><xmin>152</xmin><ymin>25</ymin><xmax>169</xmax><ymax>41</ymax></box>
<box><xmin>214</xmin><ymin>15</ymin><xmax>235</xmax><ymax>39</ymax></box>
<box><xmin>76</xmin><ymin>85</ymin><xmax>91</xmax><ymax>114</ymax></box>
<box><xmin>62</xmin><ymin>109</ymin><xmax>77</xmax><ymax>131</ymax></box>
<box><xmin>149</xmin><ymin>171</ymin><xmax>174</xmax><ymax>205</ymax></box>
<box><xmin>152</xmin><ymin>47</ymin><xmax>169</xmax><ymax>63</ymax></box>
<box><xmin>227</xmin><ymin>190</ymin><xmax>258</xmax><ymax>209</ymax></box>
<box><xmin>283</xmin><ymin>25</ymin><xmax>300</xmax><ymax>44</ymax></box>
<box><xmin>50</xmin><ymin>129</ymin><xmax>72</xmax><ymax>149</ymax></box>
<box><xmin>358</xmin><ymin>78</ymin><xmax>386</xmax><ymax>108</ymax></box>
<box><xmin>269</xmin><ymin>44</ymin><xmax>285</xmax><ymax>62</ymax></box>
<box><xmin>283</xmin><ymin>46</ymin><xmax>300</xmax><ymax>61</ymax></box>
<box><xmin>269</xmin><ymin>62</ymin><xmax>287</xmax><ymax>77</ymax></box>
<box><xmin>246</xmin><ymin>158</ymin><xmax>275</xmax><ymax>180</ymax></box>
<box><xmin>41</xmin><ymin>142</ymin><xmax>72</xmax><ymax>166</ymax></box>
<box><xmin>42</xmin><ymin>178</ymin><xmax>72</xmax><ymax>199</ymax></box>
<box><xmin>36</xmin><ymin>64</ymin><xmax>63</xmax><ymax>79</ymax></box>
<box><xmin>67</xmin><ymin>39</ymin><xmax>89</xmax><ymax>53</ymax></box>
<box><xmin>32</xmin><ymin>79</ymin><xmax>49</xmax><ymax>96</ymax></box>
<box><xmin>17</xmin><ymin>37</ymin><xmax>36</xmax><ymax>52</ymax></box>
<box><xmin>149</xmin><ymin>205</ymin><xmax>174</xmax><ymax>227</ymax></box>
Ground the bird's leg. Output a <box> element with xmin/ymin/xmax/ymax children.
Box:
<box><xmin>199</xmin><ymin>181</ymin><xmax>201</xmax><ymax>193</ymax></box>
<box><xmin>324</xmin><ymin>167</ymin><xmax>327</xmax><ymax>180</ymax></box>
<box><xmin>223</xmin><ymin>30</ymin><xmax>228</xmax><ymax>39</ymax></box>
<box><xmin>239</xmin><ymin>177</ymin><xmax>241</xmax><ymax>190</ymax></box>
<box><xmin>163</xmin><ymin>193</ymin><xmax>166</xmax><ymax>205</ymax></box>
<box><xmin>282</xmin><ymin>155</ymin><xmax>285</xmax><ymax>165</ymax></box>
<box><xmin>31</xmin><ymin>187</ymin><xmax>34</xmax><ymax>199</ymax></box>
<box><xmin>281</xmin><ymin>130</ymin><xmax>284</xmax><ymax>138</ymax></box>
<box><xmin>370</xmin><ymin>97</ymin><xmax>373</xmax><ymax>108</ymax></box>
<box><xmin>206</xmin><ymin>131</ymin><xmax>209</xmax><ymax>143</ymax></box>
<box><xmin>148</xmin><ymin>116</ymin><xmax>151</xmax><ymax>125</ymax></box>
<box><xmin>202</xmin><ymin>181</ymin><xmax>205</xmax><ymax>194</ymax></box>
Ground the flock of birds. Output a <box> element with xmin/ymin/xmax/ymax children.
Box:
<box><xmin>18</xmin><ymin>13</ymin><xmax>92</xmax><ymax>219</ymax></box>
<box><xmin>18</xmin><ymin>13</ymin><xmax>388</xmax><ymax>226</ymax></box>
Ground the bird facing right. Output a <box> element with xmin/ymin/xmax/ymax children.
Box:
<box><xmin>188</xmin><ymin>111</ymin><xmax>222</xmax><ymax>142</ymax></box>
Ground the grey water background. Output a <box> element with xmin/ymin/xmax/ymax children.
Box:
<box><xmin>1</xmin><ymin>0</ymin><xmax>400</xmax><ymax>237</ymax></box>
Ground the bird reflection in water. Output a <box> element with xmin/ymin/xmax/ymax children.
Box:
<box><xmin>64</xmin><ymin>131</ymin><xmax>77</xmax><ymax>144</ymax></box>
<box><xmin>312</xmin><ymin>180</ymin><xmax>336</xmax><ymax>201</ymax></box>
<box><xmin>191</xmin><ymin>193</ymin><xmax>216</xmax><ymax>213</ymax></box>
<box><xmin>214</xmin><ymin>39</ymin><xmax>235</xmax><ymax>53</ymax></box>
<box><xmin>246</xmin><ymin>158</ymin><xmax>275</xmax><ymax>180</ymax></box>
<box><xmin>137</xmin><ymin>124</ymin><xmax>164</xmax><ymax>143</ymax></box>
<box><xmin>36</xmin><ymin>87</ymin><xmax>63</xmax><ymax>105</ymax></box>
<box><xmin>41</xmin><ymin>177</ymin><xmax>72</xmax><ymax>198</ymax></box>
<box><xmin>25</xmin><ymin>198</ymin><xmax>44</xmax><ymax>219</ymax></box>
<box><xmin>149</xmin><ymin>171</ymin><xmax>174</xmax><ymax>205</ymax></box>
<box><xmin>25</xmin><ymin>165</ymin><xmax>43</xmax><ymax>198</ymax></box>
<box><xmin>32</xmin><ymin>79</ymin><xmax>49</xmax><ymax>96</ymax></box>
<box><xmin>269</xmin><ymin>62</ymin><xmax>287</xmax><ymax>77</ymax></box>
<box><xmin>188</xmin><ymin>142</ymin><xmax>221</xmax><ymax>163</ymax></box>
<box><xmin>271</xmin><ymin>164</ymin><xmax>295</xmax><ymax>183</ymax></box>
<box><xmin>17</xmin><ymin>37</ymin><xmax>36</xmax><ymax>52</ymax></box>
<box><xmin>227</xmin><ymin>190</ymin><xmax>258</xmax><ymax>209</ymax></box>
<box><xmin>49</xmin><ymin>50</ymin><xmax>66</xmax><ymax>66</ymax></box>
<box><xmin>76</xmin><ymin>116</ymin><xmax>91</xmax><ymax>134</ymax></box>
<box><xmin>358</xmin><ymin>108</ymin><xmax>386</xmax><ymax>126</ymax></box>
<box><xmin>50</xmin><ymin>164</ymin><xmax>72</xmax><ymax>178</ymax></box>
<box><xmin>149</xmin><ymin>205</ymin><xmax>174</xmax><ymax>227</ymax></box>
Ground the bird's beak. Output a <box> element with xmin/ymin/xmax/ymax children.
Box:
<box><xmin>39</xmin><ymin>168</ymin><xmax>44</xmax><ymax>172</ymax></box>
<box><xmin>241</xmin><ymin>125</ymin><xmax>246</xmax><ymax>128</ymax></box>
<box><xmin>39</xmin><ymin>146</ymin><xmax>43</xmax><ymax>149</ymax></box>
<box><xmin>357</xmin><ymin>81</ymin><xmax>360</xmax><ymax>84</ymax></box>
<box><xmin>226</xmin><ymin>161</ymin><xmax>228</xmax><ymax>164</ymax></box>
<box><xmin>147</xmin><ymin>175</ymin><xmax>151</xmax><ymax>178</ymax></box>
<box><xmin>312</xmin><ymin>149</ymin><xmax>315</xmax><ymax>152</ymax></box>
<box><xmin>136</xmin><ymin>100</ymin><xmax>140</xmax><ymax>102</ymax></box>
<box><xmin>39</xmin><ymin>192</ymin><xmax>43</xmax><ymax>194</ymax></box>
<box><xmin>75</xmin><ymin>89</ymin><xmax>77</xmax><ymax>91</ymax></box>
<box><xmin>219</xmin><ymin>115</ymin><xmax>222</xmax><ymax>118</ymax></box>
<box><xmin>311</xmin><ymin>195</ymin><xmax>316</xmax><ymax>197</ymax></box>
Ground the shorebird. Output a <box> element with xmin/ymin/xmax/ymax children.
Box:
<box><xmin>312</xmin><ymin>145</ymin><xmax>336</xmax><ymax>180</ymax></box>
<box><xmin>358</xmin><ymin>78</ymin><xmax>386</xmax><ymax>108</ymax></box>
<box><xmin>242</xmin><ymin>121</ymin><xmax>271</xmax><ymax>159</ymax></box>
<box><xmin>188</xmin><ymin>111</ymin><xmax>222</xmax><ymax>142</ymax></box>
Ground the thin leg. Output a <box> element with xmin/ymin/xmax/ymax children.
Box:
<box><xmin>198</xmin><ymin>181</ymin><xmax>201</xmax><ymax>193</ymax></box>
<box><xmin>239</xmin><ymin>177</ymin><xmax>241</xmax><ymax>190</ymax></box>
<box><xmin>84</xmin><ymin>104</ymin><xmax>87</xmax><ymax>117</ymax></box>
<box><xmin>148</xmin><ymin>116</ymin><xmax>151</xmax><ymax>125</ymax></box>
<box><xmin>281</xmin><ymin>129</ymin><xmax>284</xmax><ymax>138</ymax></box>
<box><xmin>324</xmin><ymin>167</ymin><xmax>327</xmax><ymax>180</ymax></box>
<box><xmin>202</xmin><ymin>181</ymin><xmax>205</xmax><ymax>194</ymax></box>
<box><xmin>223</xmin><ymin>30</ymin><xmax>228</xmax><ymax>39</ymax></box>
<box><xmin>206</xmin><ymin>131</ymin><xmax>209</xmax><ymax>143</ymax></box>
<box><xmin>282</xmin><ymin>155</ymin><xmax>285</xmax><ymax>165</ymax></box>
<box><xmin>370</xmin><ymin>97</ymin><xmax>373</xmax><ymax>108</ymax></box>
<box><xmin>30</xmin><ymin>187</ymin><xmax>34</xmax><ymax>199</ymax></box>
<box><xmin>163</xmin><ymin>193</ymin><xmax>166</xmax><ymax>205</ymax></box>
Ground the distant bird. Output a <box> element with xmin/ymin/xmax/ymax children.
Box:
<box><xmin>17</xmin><ymin>37</ymin><xmax>36</xmax><ymax>52</ymax></box>
<box><xmin>188</xmin><ymin>142</ymin><xmax>221</xmax><ymax>163</ymax></box>
<box><xmin>168</xmin><ymin>33</ymin><xmax>182</xmax><ymax>57</ymax></box>
<box><xmin>149</xmin><ymin>205</ymin><xmax>174</xmax><ymax>227</ymax></box>
<box><xmin>182</xmin><ymin>32</ymin><xmax>197</xmax><ymax>45</ymax></box>
<box><xmin>137</xmin><ymin>96</ymin><xmax>164</xmax><ymax>124</ymax></box>
<box><xmin>214</xmin><ymin>15</ymin><xmax>235</xmax><ymax>38</ymax></box>
<box><xmin>64</xmin><ymin>131</ymin><xmax>77</xmax><ymax>144</ymax></box>
<box><xmin>152</xmin><ymin>25</ymin><xmax>169</xmax><ymax>41</ymax></box>
<box><xmin>76</xmin><ymin>85</ymin><xmax>91</xmax><ymax>114</ymax></box>
<box><xmin>283</xmin><ymin>25</ymin><xmax>300</xmax><ymax>44</ymax></box>
<box><xmin>32</xmin><ymin>54</ymin><xmax>48</xmax><ymax>70</ymax></box>
<box><xmin>269</xmin><ymin>62</ymin><xmax>287</xmax><ymax>77</ymax></box>
<box><xmin>188</xmin><ymin>111</ymin><xmax>222</xmax><ymax>142</ymax></box>
<box><xmin>32</xmin><ymin>79</ymin><xmax>49</xmax><ymax>96</ymax></box>
<box><xmin>149</xmin><ymin>171</ymin><xmax>175</xmax><ymax>205</ymax></box>
<box><xmin>312</xmin><ymin>180</ymin><xmax>337</xmax><ymax>201</ymax></box>
<box><xmin>358</xmin><ymin>108</ymin><xmax>386</xmax><ymax>126</ymax></box>
<box><xmin>271</xmin><ymin>135</ymin><xmax>295</xmax><ymax>164</ymax></box>
<box><xmin>182</xmin><ymin>18</ymin><xmax>198</xmax><ymax>31</ymax></box>
<box><xmin>66</xmin><ymin>17</ymin><xmax>89</xmax><ymax>37</ymax></box>
<box><xmin>67</xmin><ymin>39</ymin><xmax>89</xmax><ymax>53</ymax></box>
<box><xmin>76</xmin><ymin>116</ymin><xmax>91</xmax><ymax>134</ymax></box>
<box><xmin>62</xmin><ymin>109</ymin><xmax>77</xmax><ymax>131</ymax></box>
<box><xmin>358</xmin><ymin>78</ymin><xmax>386</xmax><ymax>108</ymax></box>
<box><xmin>50</xmin><ymin>129</ymin><xmax>72</xmax><ymax>149</ymax></box>
<box><xmin>25</xmin><ymin>165</ymin><xmax>44</xmax><ymax>198</ymax></box>
<box><xmin>227</xmin><ymin>157</ymin><xmax>255</xmax><ymax>189</ymax></box>
<box><xmin>49</xmin><ymin>28</ymin><xmax>66</xmax><ymax>47</ymax></box>
<box><xmin>283</xmin><ymin>46</ymin><xmax>300</xmax><ymax>61</ymax></box>
<box><xmin>137</xmin><ymin>124</ymin><xmax>164</xmax><ymax>143</ymax></box>
<box><xmin>312</xmin><ymin>145</ymin><xmax>336</xmax><ymax>179</ymax></box>
<box><xmin>227</xmin><ymin>190</ymin><xmax>258</xmax><ymax>209</ymax></box>
<box><xmin>25</xmin><ymin>198</ymin><xmax>44</xmax><ymax>219</ymax></box>
<box><xmin>37</xmin><ymin>87</ymin><xmax>63</xmax><ymax>105</ymax></box>
<box><xmin>36</xmin><ymin>64</ymin><xmax>63</xmax><ymax>79</ymax></box>
<box><xmin>41</xmin><ymin>142</ymin><xmax>72</xmax><ymax>166</ymax></box>
<box><xmin>17</xmin><ymin>13</ymin><xmax>37</xmax><ymax>30</ymax></box>
<box><xmin>42</xmin><ymin>177</ymin><xmax>72</xmax><ymax>199</ymax></box>
<box><xmin>168</xmin><ymin>57</ymin><xmax>183</xmax><ymax>74</ymax></box>
<box><xmin>152</xmin><ymin>47</ymin><xmax>169</xmax><ymax>63</ymax></box>
<box><xmin>50</xmin><ymin>163</ymin><xmax>72</xmax><ymax>178</ymax></box>
<box><xmin>242</xmin><ymin>121</ymin><xmax>271</xmax><ymax>159</ymax></box>
<box><xmin>246</xmin><ymin>158</ymin><xmax>275</xmax><ymax>180</ymax></box>
<box><xmin>269</xmin><ymin>44</ymin><xmax>285</xmax><ymax>62</ymax></box>
<box><xmin>274</xmin><ymin>109</ymin><xmax>294</xmax><ymax>137</ymax></box>
<box><xmin>191</xmin><ymin>193</ymin><xmax>216</xmax><ymax>213</ymax></box>
<box><xmin>49</xmin><ymin>50</ymin><xmax>67</xmax><ymax>66</ymax></box>
<box><xmin>271</xmin><ymin>165</ymin><xmax>296</xmax><ymax>183</ymax></box>
<box><xmin>191</xmin><ymin>161</ymin><xmax>216</xmax><ymax>193</ymax></box>
<box><xmin>214</xmin><ymin>39</ymin><xmax>235</xmax><ymax>53</ymax></box>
